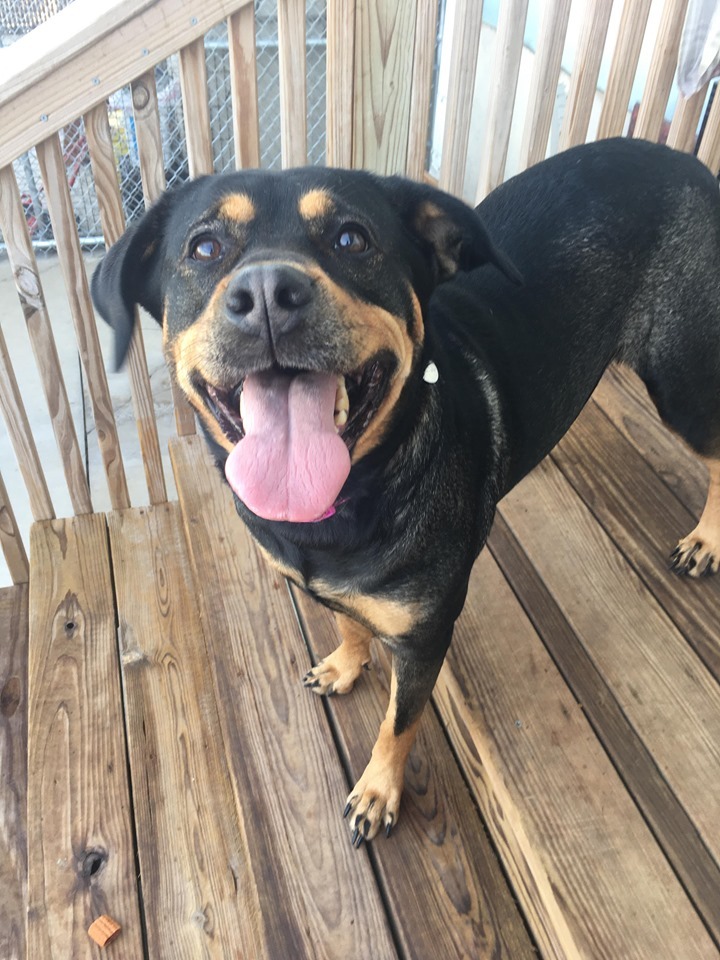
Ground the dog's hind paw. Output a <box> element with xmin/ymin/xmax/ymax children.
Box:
<box><xmin>669</xmin><ymin>534</ymin><xmax>720</xmax><ymax>578</ymax></box>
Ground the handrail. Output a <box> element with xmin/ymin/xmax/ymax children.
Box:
<box><xmin>0</xmin><ymin>0</ymin><xmax>252</xmax><ymax>171</ymax></box>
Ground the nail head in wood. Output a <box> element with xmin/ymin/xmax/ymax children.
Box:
<box><xmin>88</xmin><ymin>915</ymin><xmax>121</xmax><ymax>947</ymax></box>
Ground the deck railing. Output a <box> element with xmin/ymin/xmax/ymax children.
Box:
<box><xmin>1</xmin><ymin>0</ymin><xmax>719</xmax><ymax>587</ymax></box>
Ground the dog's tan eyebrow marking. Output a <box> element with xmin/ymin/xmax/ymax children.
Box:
<box><xmin>218</xmin><ymin>193</ymin><xmax>255</xmax><ymax>223</ymax></box>
<box><xmin>298</xmin><ymin>189</ymin><xmax>335</xmax><ymax>219</ymax></box>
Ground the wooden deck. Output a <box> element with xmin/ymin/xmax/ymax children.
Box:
<box><xmin>2</xmin><ymin>365</ymin><xmax>720</xmax><ymax>959</ymax></box>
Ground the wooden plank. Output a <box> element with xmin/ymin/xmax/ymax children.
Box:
<box><xmin>697</xmin><ymin>83</ymin><xmax>720</xmax><ymax>175</ymax></box>
<box><xmin>434</xmin><ymin>548</ymin><xmax>719</xmax><ymax>959</ymax></box>
<box><xmin>439</xmin><ymin>0</ymin><xmax>483</xmax><ymax>196</ymax></box>
<box><xmin>596</xmin><ymin>0</ymin><xmax>653</xmax><ymax>140</ymax></box>
<box><xmin>593</xmin><ymin>366</ymin><xmax>707</xmax><ymax>517</ymax></box>
<box><xmin>178</xmin><ymin>38</ymin><xmax>215</xmax><ymax>177</ymax></box>
<box><xmin>326</xmin><ymin>0</ymin><xmax>356</xmax><ymax>168</ymax></box>
<box><xmin>36</xmin><ymin>133</ymin><xmax>130</xmax><ymax>511</ymax></box>
<box><xmin>107</xmin><ymin>503</ymin><xmax>258</xmax><ymax>958</ymax></box>
<box><xmin>84</xmin><ymin>101</ymin><xmax>168</xmax><ymax>506</ymax></box>
<box><xmin>559</xmin><ymin>0</ymin><xmax>614</xmax><ymax>151</ymax></box>
<box><xmin>0</xmin><ymin>322</ymin><xmax>54</xmax><ymax>522</ymax></box>
<box><xmin>131</xmin><ymin>70</ymin><xmax>197</xmax><ymax>438</ymax></box>
<box><xmin>0</xmin><ymin>471</ymin><xmax>28</xmax><ymax>584</ymax></box>
<box><xmin>519</xmin><ymin>0</ymin><xmax>572</xmax><ymax>169</ymax></box>
<box><xmin>498</xmin><ymin>458</ymin><xmax>720</xmax><ymax>864</ymax></box>
<box><xmin>228</xmin><ymin>4</ymin><xmax>261</xmax><ymax>169</ymax></box>
<box><xmin>278</xmin><ymin>0</ymin><xmax>308</xmax><ymax>168</ymax></box>
<box><xmin>0</xmin><ymin>0</ymin><xmax>253</xmax><ymax>171</ymax></box>
<box><xmin>489</xmin><ymin>514</ymin><xmax>720</xmax><ymax>946</ymax></box>
<box><xmin>0</xmin><ymin>0</ymin><xmax>153</xmax><ymax>108</ymax></box>
<box><xmin>27</xmin><ymin>514</ymin><xmax>144</xmax><ymax>958</ymax></box>
<box><xmin>292</xmin><ymin>587</ymin><xmax>537</xmax><ymax>960</ymax></box>
<box><xmin>405</xmin><ymin>0</ymin><xmax>440</xmax><ymax>181</ymax></box>
<box><xmin>352</xmin><ymin>0</ymin><xmax>418</xmax><ymax>175</ymax></box>
<box><xmin>634</xmin><ymin>0</ymin><xmax>690</xmax><ymax>142</ymax></box>
<box><xmin>0</xmin><ymin>583</ymin><xmax>28</xmax><ymax>960</ymax></box>
<box><xmin>475</xmin><ymin>0</ymin><xmax>530</xmax><ymax>200</ymax></box>
<box><xmin>170</xmin><ymin>435</ymin><xmax>396</xmax><ymax>959</ymax></box>
<box><xmin>667</xmin><ymin>86</ymin><xmax>708</xmax><ymax>152</ymax></box>
<box><xmin>0</xmin><ymin>165</ymin><xmax>92</xmax><ymax>517</ymax></box>
<box><xmin>552</xmin><ymin>399</ymin><xmax>720</xmax><ymax>681</ymax></box>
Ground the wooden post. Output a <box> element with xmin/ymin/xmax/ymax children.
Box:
<box><xmin>596</xmin><ymin>0</ymin><xmax>653</xmax><ymax>140</ymax></box>
<box><xmin>559</xmin><ymin>0</ymin><xmax>614</xmax><ymax>151</ymax></box>
<box><xmin>278</xmin><ymin>0</ymin><xmax>308</xmax><ymax>168</ymax></box>
<box><xmin>633</xmin><ymin>0</ymin><xmax>690</xmax><ymax>142</ymax></box>
<box><xmin>228</xmin><ymin>3</ymin><xmax>261</xmax><ymax>168</ymax></box>
<box><xmin>326</xmin><ymin>0</ymin><xmax>356</xmax><ymax>168</ymax></box>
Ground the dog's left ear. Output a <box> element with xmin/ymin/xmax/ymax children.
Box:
<box><xmin>91</xmin><ymin>195</ymin><xmax>170</xmax><ymax>370</ymax></box>
<box><xmin>382</xmin><ymin>177</ymin><xmax>523</xmax><ymax>285</ymax></box>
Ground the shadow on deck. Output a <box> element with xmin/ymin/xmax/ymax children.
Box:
<box><xmin>2</xmin><ymin>365</ymin><xmax>719</xmax><ymax>959</ymax></box>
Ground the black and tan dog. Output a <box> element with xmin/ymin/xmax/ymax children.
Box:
<box><xmin>92</xmin><ymin>138</ymin><xmax>720</xmax><ymax>846</ymax></box>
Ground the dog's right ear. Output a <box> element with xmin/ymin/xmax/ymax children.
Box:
<box><xmin>91</xmin><ymin>197</ymin><xmax>169</xmax><ymax>370</ymax></box>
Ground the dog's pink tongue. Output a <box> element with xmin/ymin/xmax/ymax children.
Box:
<box><xmin>225</xmin><ymin>370</ymin><xmax>350</xmax><ymax>522</ymax></box>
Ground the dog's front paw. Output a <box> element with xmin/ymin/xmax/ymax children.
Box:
<box><xmin>670</xmin><ymin>532</ymin><xmax>720</xmax><ymax>577</ymax></box>
<box><xmin>343</xmin><ymin>756</ymin><xmax>402</xmax><ymax>847</ymax></box>
<box><xmin>303</xmin><ymin>647</ymin><xmax>370</xmax><ymax>696</ymax></box>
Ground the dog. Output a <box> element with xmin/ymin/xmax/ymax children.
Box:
<box><xmin>92</xmin><ymin>137</ymin><xmax>720</xmax><ymax>847</ymax></box>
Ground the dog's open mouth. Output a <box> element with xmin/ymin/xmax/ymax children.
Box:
<box><xmin>198</xmin><ymin>357</ymin><xmax>391</xmax><ymax>523</ymax></box>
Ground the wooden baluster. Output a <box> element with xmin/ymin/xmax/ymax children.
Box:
<box><xmin>326</xmin><ymin>0</ymin><xmax>356</xmax><ymax>168</ymax></box>
<box><xmin>36</xmin><ymin>132</ymin><xmax>130</xmax><ymax>511</ymax></box>
<box><xmin>406</xmin><ymin>0</ymin><xmax>440</xmax><ymax>181</ymax></box>
<box><xmin>634</xmin><ymin>0</ymin><xmax>690</xmax><ymax>142</ymax></box>
<box><xmin>596</xmin><ymin>0</ymin><xmax>653</xmax><ymax>140</ymax></box>
<box><xmin>228</xmin><ymin>3</ymin><xmax>261</xmax><ymax>169</ymax></box>
<box><xmin>559</xmin><ymin>0</ymin><xmax>614</xmax><ymax>151</ymax></box>
<box><xmin>0</xmin><ymin>469</ymin><xmax>29</xmax><ymax>584</ymax></box>
<box><xmin>0</xmin><ymin>164</ymin><xmax>92</xmax><ymax>515</ymax></box>
<box><xmin>178</xmin><ymin>37</ymin><xmax>215</xmax><ymax>176</ymax></box>
<box><xmin>278</xmin><ymin>0</ymin><xmax>308</xmax><ymax>168</ymax></box>
<box><xmin>667</xmin><ymin>86</ymin><xmax>708</xmax><ymax>152</ymax></box>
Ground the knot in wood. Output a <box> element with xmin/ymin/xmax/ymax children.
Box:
<box><xmin>132</xmin><ymin>82</ymin><xmax>150</xmax><ymax>111</ymax></box>
<box><xmin>80</xmin><ymin>848</ymin><xmax>107</xmax><ymax>879</ymax></box>
<box><xmin>15</xmin><ymin>265</ymin><xmax>41</xmax><ymax>304</ymax></box>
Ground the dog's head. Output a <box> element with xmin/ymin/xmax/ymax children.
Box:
<box><xmin>92</xmin><ymin>168</ymin><xmax>519</xmax><ymax>523</ymax></box>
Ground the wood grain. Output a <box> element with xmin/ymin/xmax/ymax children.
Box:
<box><xmin>84</xmin><ymin>101</ymin><xmax>168</xmax><ymax>506</ymax></box>
<box><xmin>228</xmin><ymin>4</ymin><xmax>261</xmax><ymax>169</ymax></box>
<box><xmin>667</xmin><ymin>86</ymin><xmax>707</xmax><ymax>152</ymax></box>
<box><xmin>519</xmin><ymin>0</ymin><xmax>572</xmax><ymax>169</ymax></box>
<box><xmin>634</xmin><ymin>0</ymin><xmax>690</xmax><ymax>142</ymax></box>
<box><xmin>406</xmin><ymin>0</ymin><xmax>440</xmax><ymax>181</ymax></box>
<box><xmin>489</xmin><ymin>513</ymin><xmax>720</xmax><ymax>947</ymax></box>
<box><xmin>0</xmin><ymin>320</ymin><xmax>54</xmax><ymax>521</ymax></box>
<box><xmin>593</xmin><ymin>366</ymin><xmax>707</xmax><ymax>517</ymax></box>
<box><xmin>326</xmin><ymin>0</ymin><xmax>356</xmax><ymax>168</ymax></box>
<box><xmin>553</xmin><ymin>399</ymin><xmax>720</xmax><ymax>681</ymax></box>
<box><xmin>475</xmin><ymin>0</ymin><xmax>529</xmax><ymax>201</ymax></box>
<box><xmin>0</xmin><ymin>583</ymin><xmax>28</xmax><ymax>960</ymax></box>
<box><xmin>439</xmin><ymin>0</ymin><xmax>483</xmax><ymax>196</ymax></box>
<box><xmin>179</xmin><ymin>38</ymin><xmax>215</xmax><ymax>177</ymax></box>
<box><xmin>131</xmin><ymin>70</ymin><xmax>197</xmax><ymax>438</ymax></box>
<box><xmin>435</xmin><ymin>548</ymin><xmax>719</xmax><ymax>960</ymax></box>
<box><xmin>559</xmin><ymin>0</ymin><xmax>613</xmax><ymax>151</ymax></box>
<box><xmin>107</xmin><ymin>503</ymin><xmax>258</xmax><ymax>958</ymax></box>
<box><xmin>36</xmin><ymin>133</ymin><xmax>130</xmax><ymax>511</ymax></box>
<box><xmin>0</xmin><ymin>471</ymin><xmax>28</xmax><ymax>584</ymax></box>
<box><xmin>499</xmin><ymin>458</ymin><xmax>720</xmax><ymax>863</ymax></box>
<box><xmin>292</xmin><ymin>587</ymin><xmax>536</xmax><ymax>960</ymax></box>
<box><xmin>0</xmin><ymin>164</ymin><xmax>92</xmax><ymax>517</ymax></box>
<box><xmin>596</xmin><ymin>0</ymin><xmax>653</xmax><ymax>140</ymax></box>
<box><xmin>278</xmin><ymin>0</ymin><xmax>307</xmax><ymax>168</ymax></box>
<box><xmin>352</xmin><ymin>0</ymin><xmax>418</xmax><ymax>175</ymax></box>
<box><xmin>27</xmin><ymin>514</ymin><xmax>144</xmax><ymax>958</ymax></box>
<box><xmin>170</xmin><ymin>435</ymin><xmax>396</xmax><ymax>959</ymax></box>
<box><xmin>0</xmin><ymin>0</ymin><xmax>253</xmax><ymax>170</ymax></box>
<box><xmin>697</xmin><ymin>83</ymin><xmax>720</xmax><ymax>174</ymax></box>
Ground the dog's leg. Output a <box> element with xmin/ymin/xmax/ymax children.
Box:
<box><xmin>671</xmin><ymin>457</ymin><xmax>720</xmax><ymax>577</ymax></box>
<box><xmin>343</xmin><ymin>650</ymin><xmax>444</xmax><ymax>845</ymax></box>
<box><xmin>303</xmin><ymin>612</ymin><xmax>373</xmax><ymax>696</ymax></box>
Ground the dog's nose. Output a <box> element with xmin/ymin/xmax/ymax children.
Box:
<box><xmin>225</xmin><ymin>263</ymin><xmax>313</xmax><ymax>338</ymax></box>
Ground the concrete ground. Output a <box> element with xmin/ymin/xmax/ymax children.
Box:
<box><xmin>0</xmin><ymin>253</ymin><xmax>179</xmax><ymax>586</ymax></box>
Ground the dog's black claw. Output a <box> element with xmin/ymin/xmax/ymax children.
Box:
<box><xmin>362</xmin><ymin>818</ymin><xmax>371</xmax><ymax>838</ymax></box>
<box><xmin>351</xmin><ymin>827</ymin><xmax>360</xmax><ymax>846</ymax></box>
<box><xmin>310</xmin><ymin>679</ymin><xmax>320</xmax><ymax>688</ymax></box>
<box><xmin>363</xmin><ymin>662</ymin><xmax>371</xmax><ymax>671</ymax></box>
<box><xmin>343</xmin><ymin>801</ymin><xmax>353</xmax><ymax>819</ymax></box>
<box><xmin>385</xmin><ymin>822</ymin><xmax>393</xmax><ymax>839</ymax></box>
<box><xmin>669</xmin><ymin>546</ymin><xmax>680</xmax><ymax>559</ymax></box>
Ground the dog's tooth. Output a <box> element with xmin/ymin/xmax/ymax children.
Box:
<box><xmin>335</xmin><ymin>375</ymin><xmax>349</xmax><ymax>413</ymax></box>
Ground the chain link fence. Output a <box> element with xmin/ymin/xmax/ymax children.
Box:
<box><xmin>0</xmin><ymin>0</ymin><xmax>328</xmax><ymax>252</ymax></box>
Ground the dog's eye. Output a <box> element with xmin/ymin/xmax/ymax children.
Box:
<box><xmin>189</xmin><ymin>235</ymin><xmax>223</xmax><ymax>262</ymax></box>
<box><xmin>335</xmin><ymin>224</ymin><xmax>370</xmax><ymax>254</ymax></box>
